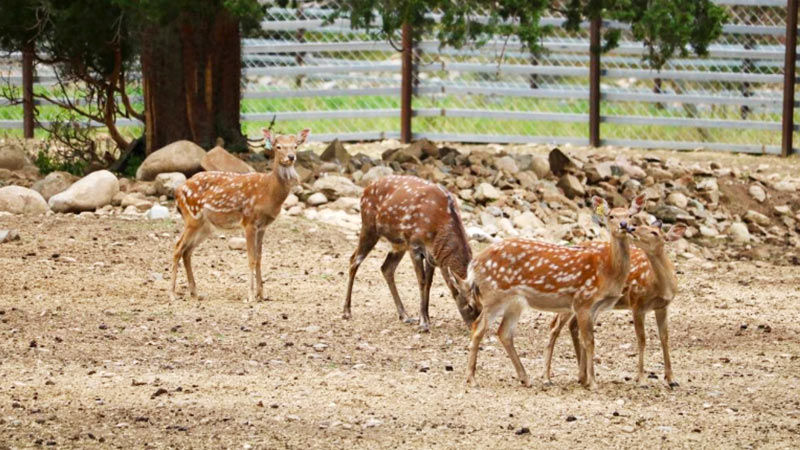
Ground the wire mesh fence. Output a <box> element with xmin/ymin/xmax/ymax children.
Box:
<box><xmin>0</xmin><ymin>0</ymin><xmax>797</xmax><ymax>154</ymax></box>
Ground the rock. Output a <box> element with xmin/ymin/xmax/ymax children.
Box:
<box><xmin>548</xmin><ymin>148</ymin><xmax>580</xmax><ymax>176</ymax></box>
<box><xmin>200</xmin><ymin>146</ymin><xmax>254</xmax><ymax>173</ymax></box>
<box><xmin>312</xmin><ymin>176</ymin><xmax>362</xmax><ymax>199</ymax></box>
<box><xmin>530</xmin><ymin>155</ymin><xmax>551</xmax><ymax>179</ymax></box>
<box><xmin>516</xmin><ymin>171</ymin><xmax>538</xmax><ymax>189</ymax></box>
<box><xmin>666</xmin><ymin>192</ymin><xmax>688</xmax><ymax>209</ymax></box>
<box><xmin>699</xmin><ymin>225</ymin><xmax>718</xmax><ymax>237</ymax></box>
<box><xmin>0</xmin><ymin>229</ymin><xmax>20</xmax><ymax>243</ymax></box>
<box><xmin>312</xmin><ymin>209</ymin><xmax>361</xmax><ymax>231</ymax></box>
<box><xmin>513</xmin><ymin>211</ymin><xmax>544</xmax><ymax>230</ymax></box>
<box><xmin>154</xmin><ymin>172</ymin><xmax>187</xmax><ymax>199</ymax></box>
<box><xmin>695</xmin><ymin>178</ymin><xmax>719</xmax><ymax>192</ymax></box>
<box><xmin>467</xmin><ymin>226</ymin><xmax>494</xmax><ymax>242</ymax></box>
<box><xmin>557</xmin><ymin>174</ymin><xmax>585</xmax><ymax>199</ymax></box>
<box><xmin>728</xmin><ymin>222</ymin><xmax>751</xmax><ymax>243</ymax></box>
<box><xmin>774</xmin><ymin>205</ymin><xmax>792</xmax><ymax>216</ymax></box>
<box><xmin>772</xmin><ymin>180</ymin><xmax>797</xmax><ymax>192</ymax></box>
<box><xmin>49</xmin><ymin>170</ymin><xmax>119</xmax><ymax>213</ymax></box>
<box><xmin>31</xmin><ymin>171</ymin><xmax>77</xmax><ymax>200</ymax></box>
<box><xmin>326</xmin><ymin>197</ymin><xmax>359</xmax><ymax>212</ymax></box>
<box><xmin>474</xmin><ymin>183</ymin><xmax>502</xmax><ymax>203</ymax></box>
<box><xmin>136</xmin><ymin>140</ymin><xmax>206</xmax><ymax>181</ymax></box>
<box><xmin>284</xmin><ymin>194</ymin><xmax>299</xmax><ymax>208</ymax></box>
<box><xmin>306</xmin><ymin>192</ymin><xmax>328</xmax><ymax>206</ymax></box>
<box><xmin>229</xmin><ymin>237</ymin><xmax>246</xmax><ymax>250</ymax></box>
<box><xmin>320</xmin><ymin>139</ymin><xmax>351</xmax><ymax>166</ymax></box>
<box><xmin>497</xmin><ymin>217</ymin><xmax>517</xmax><ymax>235</ymax></box>
<box><xmin>744</xmin><ymin>210</ymin><xmax>770</xmax><ymax>226</ymax></box>
<box><xmin>120</xmin><ymin>193</ymin><xmax>153</xmax><ymax>211</ymax></box>
<box><xmin>359</xmin><ymin>166</ymin><xmax>394</xmax><ymax>186</ymax></box>
<box><xmin>0</xmin><ymin>145</ymin><xmax>27</xmax><ymax>170</ymax></box>
<box><xmin>146</xmin><ymin>204</ymin><xmax>170</xmax><ymax>220</ymax></box>
<box><xmin>0</xmin><ymin>185</ymin><xmax>50</xmax><ymax>215</ymax></box>
<box><xmin>651</xmin><ymin>205</ymin><xmax>689</xmax><ymax>223</ymax></box>
<box><xmin>748</xmin><ymin>184</ymin><xmax>766</xmax><ymax>203</ymax></box>
<box><xmin>585</xmin><ymin>162</ymin><xmax>613</xmax><ymax>183</ymax></box>
<box><xmin>494</xmin><ymin>156</ymin><xmax>519</xmax><ymax>175</ymax></box>
<box><xmin>363</xmin><ymin>418</ymin><xmax>382</xmax><ymax>428</ymax></box>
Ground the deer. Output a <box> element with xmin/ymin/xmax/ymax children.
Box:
<box><xmin>544</xmin><ymin>219</ymin><xmax>686</xmax><ymax>387</ymax></box>
<box><xmin>170</xmin><ymin>128</ymin><xmax>309</xmax><ymax>303</ymax></box>
<box><xmin>450</xmin><ymin>194</ymin><xmax>645</xmax><ymax>389</ymax></box>
<box><xmin>342</xmin><ymin>175</ymin><xmax>479</xmax><ymax>332</ymax></box>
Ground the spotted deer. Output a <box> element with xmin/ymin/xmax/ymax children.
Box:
<box><xmin>343</xmin><ymin>175</ymin><xmax>479</xmax><ymax>331</ymax></box>
<box><xmin>451</xmin><ymin>195</ymin><xmax>645</xmax><ymax>389</ymax></box>
<box><xmin>170</xmin><ymin>128</ymin><xmax>309</xmax><ymax>302</ymax></box>
<box><xmin>544</xmin><ymin>220</ymin><xmax>686</xmax><ymax>387</ymax></box>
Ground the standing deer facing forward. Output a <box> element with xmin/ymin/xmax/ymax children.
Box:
<box><xmin>544</xmin><ymin>219</ymin><xmax>686</xmax><ymax>387</ymax></box>
<box><xmin>452</xmin><ymin>195</ymin><xmax>644</xmax><ymax>389</ymax></box>
<box><xmin>343</xmin><ymin>175</ymin><xmax>479</xmax><ymax>331</ymax></box>
<box><xmin>170</xmin><ymin>128</ymin><xmax>308</xmax><ymax>302</ymax></box>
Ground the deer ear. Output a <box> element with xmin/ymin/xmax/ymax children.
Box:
<box><xmin>666</xmin><ymin>224</ymin><xmax>686</xmax><ymax>241</ymax></box>
<box><xmin>629</xmin><ymin>194</ymin><xmax>646</xmax><ymax>215</ymax></box>
<box><xmin>296</xmin><ymin>128</ymin><xmax>310</xmax><ymax>145</ymax></box>
<box><xmin>262</xmin><ymin>128</ymin><xmax>275</xmax><ymax>149</ymax></box>
<box><xmin>446</xmin><ymin>268</ymin><xmax>469</xmax><ymax>295</ymax></box>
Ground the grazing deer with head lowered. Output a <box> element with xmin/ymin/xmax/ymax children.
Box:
<box><xmin>170</xmin><ymin>128</ymin><xmax>309</xmax><ymax>302</ymax></box>
<box><xmin>451</xmin><ymin>195</ymin><xmax>644</xmax><ymax>389</ymax></box>
<box><xmin>343</xmin><ymin>175</ymin><xmax>479</xmax><ymax>331</ymax></box>
<box><xmin>544</xmin><ymin>219</ymin><xmax>686</xmax><ymax>387</ymax></box>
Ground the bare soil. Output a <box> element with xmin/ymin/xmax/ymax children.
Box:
<box><xmin>1</xmin><ymin>209</ymin><xmax>799</xmax><ymax>449</ymax></box>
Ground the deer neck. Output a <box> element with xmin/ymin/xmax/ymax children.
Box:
<box><xmin>432</xmin><ymin>222</ymin><xmax>472</xmax><ymax>278</ymax></box>
<box><xmin>644</xmin><ymin>246</ymin><xmax>677</xmax><ymax>301</ymax></box>
<box><xmin>268</xmin><ymin>160</ymin><xmax>298</xmax><ymax>199</ymax></box>
<box><xmin>606</xmin><ymin>232</ymin><xmax>632</xmax><ymax>286</ymax></box>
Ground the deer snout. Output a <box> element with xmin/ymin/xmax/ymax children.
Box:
<box><xmin>619</xmin><ymin>221</ymin><xmax>635</xmax><ymax>233</ymax></box>
<box><xmin>287</xmin><ymin>153</ymin><xmax>295</xmax><ymax>162</ymax></box>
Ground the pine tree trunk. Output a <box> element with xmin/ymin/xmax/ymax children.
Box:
<box><xmin>140</xmin><ymin>7</ymin><xmax>244</xmax><ymax>153</ymax></box>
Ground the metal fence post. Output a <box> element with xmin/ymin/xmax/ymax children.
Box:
<box><xmin>401</xmin><ymin>22</ymin><xmax>413</xmax><ymax>143</ymax></box>
<box><xmin>22</xmin><ymin>43</ymin><xmax>34</xmax><ymax>139</ymax></box>
<box><xmin>782</xmin><ymin>0</ymin><xmax>798</xmax><ymax>157</ymax></box>
<box><xmin>589</xmin><ymin>16</ymin><xmax>601</xmax><ymax>147</ymax></box>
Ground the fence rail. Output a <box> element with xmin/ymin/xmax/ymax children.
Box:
<box><xmin>1</xmin><ymin>0</ymin><xmax>799</xmax><ymax>155</ymax></box>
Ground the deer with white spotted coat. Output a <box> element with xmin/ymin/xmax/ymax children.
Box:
<box><xmin>451</xmin><ymin>195</ymin><xmax>645</xmax><ymax>389</ymax></box>
<box><xmin>343</xmin><ymin>175</ymin><xmax>479</xmax><ymax>331</ymax></box>
<box><xmin>170</xmin><ymin>128</ymin><xmax>309</xmax><ymax>302</ymax></box>
<box><xmin>544</xmin><ymin>219</ymin><xmax>686</xmax><ymax>387</ymax></box>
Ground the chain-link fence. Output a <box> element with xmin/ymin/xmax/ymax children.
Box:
<box><xmin>1</xmin><ymin>0</ymin><xmax>797</xmax><ymax>154</ymax></box>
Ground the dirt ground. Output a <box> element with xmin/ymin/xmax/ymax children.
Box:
<box><xmin>1</xmin><ymin>205</ymin><xmax>799</xmax><ymax>449</ymax></box>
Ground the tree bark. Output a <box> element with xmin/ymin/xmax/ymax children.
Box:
<box><xmin>140</xmin><ymin>7</ymin><xmax>244</xmax><ymax>154</ymax></box>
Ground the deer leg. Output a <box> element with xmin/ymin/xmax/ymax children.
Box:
<box><xmin>567</xmin><ymin>315</ymin><xmax>584</xmax><ymax>383</ymax></box>
<box><xmin>497</xmin><ymin>301</ymin><xmax>529</xmax><ymax>387</ymax></box>
<box><xmin>182</xmin><ymin>224</ymin><xmax>211</xmax><ymax>300</ymax></box>
<box><xmin>244</xmin><ymin>224</ymin><xmax>258</xmax><ymax>303</ymax></box>
<box><xmin>655</xmin><ymin>308</ymin><xmax>677</xmax><ymax>387</ymax></box>
<box><xmin>411</xmin><ymin>249</ymin><xmax>434</xmax><ymax>331</ymax></box>
<box><xmin>575</xmin><ymin>309</ymin><xmax>596</xmax><ymax>389</ymax></box>
<box><xmin>381</xmin><ymin>251</ymin><xmax>411</xmax><ymax>323</ymax></box>
<box><xmin>254</xmin><ymin>228</ymin><xmax>266</xmax><ymax>301</ymax></box>
<box><xmin>342</xmin><ymin>228</ymin><xmax>379</xmax><ymax>319</ymax></box>
<box><xmin>633</xmin><ymin>308</ymin><xmax>647</xmax><ymax>385</ymax></box>
<box><xmin>171</xmin><ymin>223</ymin><xmax>199</xmax><ymax>301</ymax></box>
<box><xmin>544</xmin><ymin>312</ymin><xmax>570</xmax><ymax>383</ymax></box>
<box><xmin>466</xmin><ymin>308</ymin><xmax>491</xmax><ymax>387</ymax></box>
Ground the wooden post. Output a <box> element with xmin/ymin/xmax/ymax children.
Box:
<box><xmin>22</xmin><ymin>43</ymin><xmax>35</xmax><ymax>139</ymax></box>
<box><xmin>400</xmin><ymin>22</ymin><xmax>413</xmax><ymax>143</ymax></box>
<box><xmin>589</xmin><ymin>16</ymin><xmax>601</xmax><ymax>147</ymax></box>
<box><xmin>782</xmin><ymin>0</ymin><xmax>798</xmax><ymax>157</ymax></box>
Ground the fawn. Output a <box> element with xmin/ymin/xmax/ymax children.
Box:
<box><xmin>170</xmin><ymin>128</ymin><xmax>309</xmax><ymax>302</ymax></box>
<box><xmin>451</xmin><ymin>195</ymin><xmax>644</xmax><ymax>389</ymax></box>
<box><xmin>544</xmin><ymin>219</ymin><xmax>686</xmax><ymax>387</ymax></box>
<box><xmin>343</xmin><ymin>175</ymin><xmax>479</xmax><ymax>331</ymax></box>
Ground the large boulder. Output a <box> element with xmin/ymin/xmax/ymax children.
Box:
<box><xmin>154</xmin><ymin>172</ymin><xmax>187</xmax><ymax>198</ymax></box>
<box><xmin>200</xmin><ymin>146</ymin><xmax>254</xmax><ymax>174</ymax></box>
<box><xmin>0</xmin><ymin>185</ymin><xmax>50</xmax><ymax>215</ymax></box>
<box><xmin>32</xmin><ymin>171</ymin><xmax>78</xmax><ymax>200</ymax></box>
<box><xmin>312</xmin><ymin>175</ymin><xmax>362</xmax><ymax>199</ymax></box>
<box><xmin>136</xmin><ymin>140</ymin><xmax>206</xmax><ymax>181</ymax></box>
<box><xmin>0</xmin><ymin>145</ymin><xmax>27</xmax><ymax>171</ymax></box>
<box><xmin>320</xmin><ymin>139</ymin><xmax>351</xmax><ymax>166</ymax></box>
<box><xmin>49</xmin><ymin>170</ymin><xmax>119</xmax><ymax>213</ymax></box>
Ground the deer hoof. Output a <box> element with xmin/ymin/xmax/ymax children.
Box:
<box><xmin>520</xmin><ymin>377</ymin><xmax>532</xmax><ymax>388</ymax></box>
<box><xmin>668</xmin><ymin>381</ymin><xmax>680</xmax><ymax>389</ymax></box>
<box><xmin>466</xmin><ymin>376</ymin><xmax>479</xmax><ymax>388</ymax></box>
<box><xmin>342</xmin><ymin>312</ymin><xmax>351</xmax><ymax>320</ymax></box>
<box><xmin>418</xmin><ymin>323</ymin><xmax>430</xmax><ymax>333</ymax></box>
<box><xmin>402</xmin><ymin>316</ymin><xmax>417</xmax><ymax>324</ymax></box>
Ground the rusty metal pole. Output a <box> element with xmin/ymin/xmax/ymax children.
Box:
<box><xmin>782</xmin><ymin>0</ymin><xmax>798</xmax><ymax>157</ymax></box>
<box><xmin>400</xmin><ymin>22</ymin><xmax>413</xmax><ymax>143</ymax></box>
<box><xmin>589</xmin><ymin>16</ymin><xmax>601</xmax><ymax>147</ymax></box>
<box><xmin>22</xmin><ymin>43</ymin><xmax>35</xmax><ymax>139</ymax></box>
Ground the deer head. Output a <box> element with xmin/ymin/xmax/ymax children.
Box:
<box><xmin>632</xmin><ymin>220</ymin><xmax>687</xmax><ymax>253</ymax></box>
<box><xmin>592</xmin><ymin>194</ymin><xmax>645</xmax><ymax>238</ymax></box>
<box><xmin>263</xmin><ymin>128</ymin><xmax>310</xmax><ymax>167</ymax></box>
